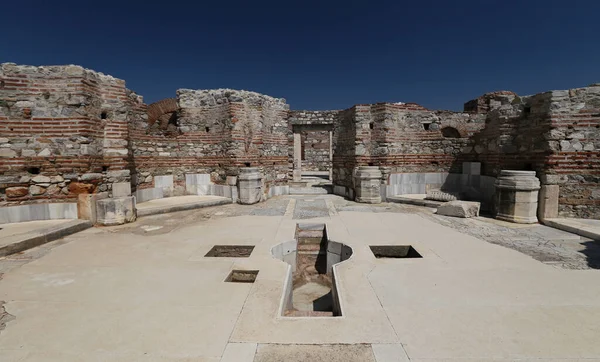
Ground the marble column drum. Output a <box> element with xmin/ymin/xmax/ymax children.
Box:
<box><xmin>238</xmin><ymin>167</ymin><xmax>263</xmax><ymax>205</ymax></box>
<box><xmin>494</xmin><ymin>170</ymin><xmax>541</xmax><ymax>224</ymax></box>
<box><xmin>354</xmin><ymin>166</ymin><xmax>382</xmax><ymax>204</ymax></box>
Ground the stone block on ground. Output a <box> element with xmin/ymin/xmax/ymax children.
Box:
<box><xmin>95</xmin><ymin>196</ymin><xmax>136</xmax><ymax>226</ymax></box>
<box><xmin>436</xmin><ymin>200</ymin><xmax>480</xmax><ymax>218</ymax></box>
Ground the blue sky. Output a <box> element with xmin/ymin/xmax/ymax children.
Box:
<box><xmin>2</xmin><ymin>0</ymin><xmax>599</xmax><ymax>110</ymax></box>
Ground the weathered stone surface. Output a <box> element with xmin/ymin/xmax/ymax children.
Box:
<box><xmin>354</xmin><ymin>166</ymin><xmax>382</xmax><ymax>204</ymax></box>
<box><xmin>238</xmin><ymin>168</ymin><xmax>262</xmax><ymax>205</ymax></box>
<box><xmin>31</xmin><ymin>175</ymin><xmax>51</xmax><ymax>184</ymax></box>
<box><xmin>5</xmin><ymin>187</ymin><xmax>29</xmax><ymax>198</ymax></box>
<box><xmin>45</xmin><ymin>184</ymin><xmax>61</xmax><ymax>195</ymax></box>
<box><xmin>495</xmin><ymin>170</ymin><xmax>540</xmax><ymax>224</ymax></box>
<box><xmin>538</xmin><ymin>184</ymin><xmax>559</xmax><ymax>220</ymax></box>
<box><xmin>436</xmin><ymin>200</ymin><xmax>480</xmax><ymax>218</ymax></box>
<box><xmin>95</xmin><ymin>196</ymin><xmax>136</xmax><ymax>226</ymax></box>
<box><xmin>29</xmin><ymin>185</ymin><xmax>46</xmax><ymax>195</ymax></box>
<box><xmin>68</xmin><ymin>182</ymin><xmax>95</xmax><ymax>194</ymax></box>
<box><xmin>112</xmin><ymin>182</ymin><xmax>131</xmax><ymax>197</ymax></box>
<box><xmin>37</xmin><ymin>148</ymin><xmax>51</xmax><ymax>156</ymax></box>
<box><xmin>81</xmin><ymin>173</ymin><xmax>103</xmax><ymax>181</ymax></box>
<box><xmin>0</xmin><ymin>149</ymin><xmax>17</xmax><ymax>158</ymax></box>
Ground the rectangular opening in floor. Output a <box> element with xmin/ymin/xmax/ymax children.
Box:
<box><xmin>204</xmin><ymin>245</ymin><xmax>255</xmax><ymax>257</ymax></box>
<box><xmin>370</xmin><ymin>245</ymin><xmax>422</xmax><ymax>258</ymax></box>
<box><xmin>225</xmin><ymin>270</ymin><xmax>259</xmax><ymax>283</ymax></box>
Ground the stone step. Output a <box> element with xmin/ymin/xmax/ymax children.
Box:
<box><xmin>289</xmin><ymin>186</ymin><xmax>331</xmax><ymax>195</ymax></box>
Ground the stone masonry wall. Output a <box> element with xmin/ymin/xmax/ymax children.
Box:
<box><xmin>301</xmin><ymin>131</ymin><xmax>330</xmax><ymax>171</ymax></box>
<box><xmin>0</xmin><ymin>63</ymin><xmax>140</xmax><ymax>206</ymax></box>
<box><xmin>462</xmin><ymin>85</ymin><xmax>600</xmax><ymax>218</ymax></box>
<box><xmin>547</xmin><ymin>85</ymin><xmax>600</xmax><ymax>217</ymax></box>
<box><xmin>130</xmin><ymin>89</ymin><xmax>290</xmax><ymax>195</ymax></box>
<box><xmin>332</xmin><ymin>102</ymin><xmax>486</xmax><ymax>188</ymax></box>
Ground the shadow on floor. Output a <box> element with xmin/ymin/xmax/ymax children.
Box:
<box><xmin>580</xmin><ymin>240</ymin><xmax>600</xmax><ymax>269</ymax></box>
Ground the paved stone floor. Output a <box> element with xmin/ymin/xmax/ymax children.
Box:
<box><xmin>1</xmin><ymin>195</ymin><xmax>600</xmax><ymax>361</ymax></box>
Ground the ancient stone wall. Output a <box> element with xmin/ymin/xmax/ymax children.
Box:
<box><xmin>130</xmin><ymin>89</ymin><xmax>290</xmax><ymax>195</ymax></box>
<box><xmin>461</xmin><ymin>86</ymin><xmax>600</xmax><ymax>218</ymax></box>
<box><xmin>1</xmin><ymin>62</ymin><xmax>598</xmax><ymax>218</ymax></box>
<box><xmin>547</xmin><ymin>85</ymin><xmax>600</xmax><ymax>217</ymax></box>
<box><xmin>0</xmin><ymin>63</ymin><xmax>141</xmax><ymax>206</ymax></box>
<box><xmin>332</xmin><ymin>102</ymin><xmax>485</xmax><ymax>188</ymax></box>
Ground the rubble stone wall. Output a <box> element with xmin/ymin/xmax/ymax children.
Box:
<box><xmin>131</xmin><ymin>89</ymin><xmax>290</xmax><ymax>196</ymax></box>
<box><xmin>0</xmin><ymin>63</ymin><xmax>141</xmax><ymax>206</ymax></box>
<box><xmin>461</xmin><ymin>86</ymin><xmax>600</xmax><ymax>218</ymax></box>
<box><xmin>332</xmin><ymin>102</ymin><xmax>486</xmax><ymax>188</ymax></box>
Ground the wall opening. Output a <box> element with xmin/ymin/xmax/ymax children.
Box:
<box><xmin>205</xmin><ymin>126</ymin><xmax>210</xmax><ymax>133</ymax></box>
<box><xmin>423</xmin><ymin>123</ymin><xmax>431</xmax><ymax>131</ymax></box>
<box><xmin>100</xmin><ymin>111</ymin><xmax>108</xmax><ymax>120</ymax></box>
<box><xmin>369</xmin><ymin>122</ymin><xmax>374</xmax><ymax>130</ymax></box>
<box><xmin>26</xmin><ymin>167</ymin><xmax>41</xmax><ymax>175</ymax></box>
<box><xmin>441</xmin><ymin>127</ymin><xmax>461</xmax><ymax>138</ymax></box>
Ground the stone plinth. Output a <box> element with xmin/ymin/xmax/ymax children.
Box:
<box><xmin>95</xmin><ymin>196</ymin><xmax>137</xmax><ymax>226</ymax></box>
<box><xmin>494</xmin><ymin>170</ymin><xmax>540</xmax><ymax>224</ymax></box>
<box><xmin>354</xmin><ymin>166</ymin><xmax>382</xmax><ymax>204</ymax></box>
<box><xmin>238</xmin><ymin>167</ymin><xmax>262</xmax><ymax>205</ymax></box>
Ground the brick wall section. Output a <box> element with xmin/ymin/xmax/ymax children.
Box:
<box><xmin>332</xmin><ymin>102</ymin><xmax>486</xmax><ymax>187</ymax></box>
<box><xmin>130</xmin><ymin>89</ymin><xmax>290</xmax><ymax>194</ymax></box>
<box><xmin>461</xmin><ymin>86</ymin><xmax>600</xmax><ymax>218</ymax></box>
<box><xmin>542</xmin><ymin>86</ymin><xmax>600</xmax><ymax>217</ymax></box>
<box><xmin>0</xmin><ymin>63</ymin><xmax>140</xmax><ymax>206</ymax></box>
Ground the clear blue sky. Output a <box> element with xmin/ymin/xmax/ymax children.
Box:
<box><xmin>2</xmin><ymin>0</ymin><xmax>599</xmax><ymax>111</ymax></box>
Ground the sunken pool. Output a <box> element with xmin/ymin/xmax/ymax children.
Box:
<box><xmin>271</xmin><ymin>223</ymin><xmax>352</xmax><ymax>317</ymax></box>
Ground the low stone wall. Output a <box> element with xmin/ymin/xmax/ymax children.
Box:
<box><xmin>0</xmin><ymin>203</ymin><xmax>78</xmax><ymax>223</ymax></box>
<box><xmin>384</xmin><ymin>168</ymin><xmax>496</xmax><ymax>209</ymax></box>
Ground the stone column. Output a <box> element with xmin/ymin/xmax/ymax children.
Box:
<box><xmin>538</xmin><ymin>184</ymin><xmax>559</xmax><ymax>220</ymax></box>
<box><xmin>293</xmin><ymin>131</ymin><xmax>302</xmax><ymax>182</ymax></box>
<box><xmin>494</xmin><ymin>170</ymin><xmax>540</xmax><ymax>224</ymax></box>
<box><xmin>354</xmin><ymin>166</ymin><xmax>382</xmax><ymax>204</ymax></box>
<box><xmin>238</xmin><ymin>167</ymin><xmax>262</xmax><ymax>205</ymax></box>
<box><xmin>328</xmin><ymin>130</ymin><xmax>333</xmax><ymax>181</ymax></box>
